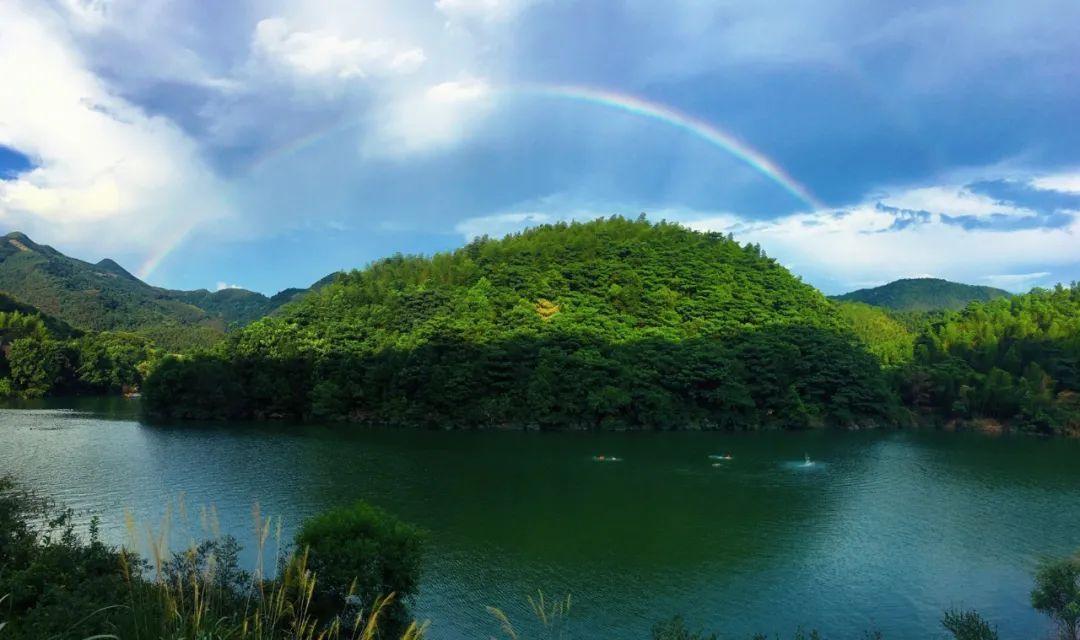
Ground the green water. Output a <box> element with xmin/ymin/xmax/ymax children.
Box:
<box><xmin>2</xmin><ymin>398</ymin><xmax>1079</xmax><ymax>639</ymax></box>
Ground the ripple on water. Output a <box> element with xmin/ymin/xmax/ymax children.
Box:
<box><xmin>1</xmin><ymin>405</ymin><xmax>1078</xmax><ymax>640</ymax></box>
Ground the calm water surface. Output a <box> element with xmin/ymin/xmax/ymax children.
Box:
<box><xmin>2</xmin><ymin>398</ymin><xmax>1079</xmax><ymax>639</ymax></box>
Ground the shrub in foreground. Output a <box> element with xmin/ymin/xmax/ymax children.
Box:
<box><xmin>0</xmin><ymin>476</ymin><xmax>425</xmax><ymax>639</ymax></box>
<box><xmin>1031</xmin><ymin>555</ymin><xmax>1080</xmax><ymax>640</ymax></box>
<box><xmin>296</xmin><ymin>501</ymin><xmax>425</xmax><ymax>634</ymax></box>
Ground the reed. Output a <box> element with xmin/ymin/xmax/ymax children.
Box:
<box><xmin>487</xmin><ymin>590</ymin><xmax>572</xmax><ymax>640</ymax></box>
<box><xmin>109</xmin><ymin>498</ymin><xmax>422</xmax><ymax>640</ymax></box>
<box><xmin>0</xmin><ymin>477</ymin><xmax>427</xmax><ymax>640</ymax></box>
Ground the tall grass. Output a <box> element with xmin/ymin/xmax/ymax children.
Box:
<box><xmin>0</xmin><ymin>478</ymin><xmax>429</xmax><ymax>640</ymax></box>
<box><xmin>110</xmin><ymin>497</ymin><xmax>429</xmax><ymax>640</ymax></box>
<box><xmin>487</xmin><ymin>591</ymin><xmax>572</xmax><ymax>640</ymax></box>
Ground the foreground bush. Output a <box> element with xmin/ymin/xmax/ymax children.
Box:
<box><xmin>0</xmin><ymin>476</ymin><xmax>425</xmax><ymax>639</ymax></box>
<box><xmin>0</xmin><ymin>478</ymin><xmax>131</xmax><ymax>638</ymax></box>
<box><xmin>296</xmin><ymin>501</ymin><xmax>425</xmax><ymax>635</ymax></box>
<box><xmin>1031</xmin><ymin>554</ymin><xmax>1080</xmax><ymax>640</ymax></box>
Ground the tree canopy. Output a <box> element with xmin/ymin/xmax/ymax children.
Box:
<box><xmin>899</xmin><ymin>284</ymin><xmax>1080</xmax><ymax>434</ymax></box>
<box><xmin>5</xmin><ymin>218</ymin><xmax>1077</xmax><ymax>434</ymax></box>
<box><xmin>143</xmin><ymin>217</ymin><xmax>896</xmax><ymax>429</ymax></box>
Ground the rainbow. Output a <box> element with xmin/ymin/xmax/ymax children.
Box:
<box><xmin>246</xmin><ymin>111</ymin><xmax>359</xmax><ymax>174</ymax></box>
<box><xmin>515</xmin><ymin>84</ymin><xmax>824</xmax><ymax>210</ymax></box>
<box><xmin>134</xmin><ymin>216</ymin><xmax>200</xmax><ymax>281</ymax></box>
<box><xmin>245</xmin><ymin>83</ymin><xmax>824</xmax><ymax>211</ymax></box>
<box><xmin>140</xmin><ymin>84</ymin><xmax>823</xmax><ymax>279</ymax></box>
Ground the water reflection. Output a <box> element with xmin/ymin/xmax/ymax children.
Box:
<box><xmin>2</xmin><ymin>403</ymin><xmax>1078</xmax><ymax>639</ymax></box>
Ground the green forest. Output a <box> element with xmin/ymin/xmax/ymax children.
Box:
<box><xmin>0</xmin><ymin>298</ymin><xmax>157</xmax><ymax>398</ymax></box>
<box><xmin>3</xmin><ymin>218</ymin><xmax>1079</xmax><ymax>434</ymax></box>
<box><xmin>142</xmin><ymin>217</ymin><xmax>895</xmax><ymax>429</ymax></box>
<box><xmin>899</xmin><ymin>286</ymin><xmax>1080</xmax><ymax>433</ymax></box>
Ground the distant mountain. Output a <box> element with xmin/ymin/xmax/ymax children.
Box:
<box><xmin>174</xmin><ymin>288</ymin><xmax>288</xmax><ymax>328</ymax></box>
<box><xmin>0</xmin><ymin>231</ymin><xmax>316</xmax><ymax>347</ymax></box>
<box><xmin>833</xmin><ymin>278</ymin><xmax>1011</xmax><ymax>312</ymax></box>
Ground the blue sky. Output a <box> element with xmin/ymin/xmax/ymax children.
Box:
<box><xmin>1</xmin><ymin>0</ymin><xmax>1078</xmax><ymax>295</ymax></box>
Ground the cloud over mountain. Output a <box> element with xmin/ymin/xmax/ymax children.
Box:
<box><xmin>1</xmin><ymin>0</ymin><xmax>1078</xmax><ymax>294</ymax></box>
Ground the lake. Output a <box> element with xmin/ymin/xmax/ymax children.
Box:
<box><xmin>2</xmin><ymin>398</ymin><xmax>1079</xmax><ymax>639</ymax></box>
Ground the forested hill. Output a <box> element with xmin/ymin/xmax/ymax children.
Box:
<box><xmin>286</xmin><ymin>217</ymin><xmax>843</xmax><ymax>338</ymax></box>
<box><xmin>0</xmin><ymin>292</ymin><xmax>79</xmax><ymax>339</ymax></box>
<box><xmin>900</xmin><ymin>284</ymin><xmax>1080</xmax><ymax>434</ymax></box>
<box><xmin>834</xmin><ymin>278</ymin><xmax>1010</xmax><ymax>311</ymax></box>
<box><xmin>144</xmin><ymin>217</ymin><xmax>896</xmax><ymax>429</ymax></box>
<box><xmin>0</xmin><ymin>231</ymin><xmax>306</xmax><ymax>348</ymax></box>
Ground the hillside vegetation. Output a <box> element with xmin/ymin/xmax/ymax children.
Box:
<box><xmin>0</xmin><ymin>293</ymin><xmax>157</xmax><ymax>398</ymax></box>
<box><xmin>0</xmin><ymin>231</ymin><xmax>301</xmax><ymax>349</ymax></box>
<box><xmin>834</xmin><ymin>277</ymin><xmax>1010</xmax><ymax>312</ymax></box>
<box><xmin>834</xmin><ymin>301</ymin><xmax>915</xmax><ymax>368</ymax></box>
<box><xmin>6</xmin><ymin>218</ymin><xmax>1078</xmax><ymax>434</ymax></box>
<box><xmin>900</xmin><ymin>284</ymin><xmax>1080</xmax><ymax>433</ymax></box>
<box><xmin>144</xmin><ymin>217</ymin><xmax>896</xmax><ymax>429</ymax></box>
<box><xmin>0</xmin><ymin>291</ymin><xmax>79</xmax><ymax>339</ymax></box>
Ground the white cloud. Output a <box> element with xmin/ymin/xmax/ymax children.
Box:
<box><xmin>455</xmin><ymin>211</ymin><xmax>553</xmax><ymax>239</ymax></box>
<box><xmin>454</xmin><ymin>194</ymin><xmax>635</xmax><ymax>240</ymax></box>
<box><xmin>679</xmin><ymin>180</ymin><xmax>1079</xmax><ymax>292</ymax></box>
<box><xmin>427</xmin><ymin>78</ymin><xmax>491</xmax><ymax>102</ymax></box>
<box><xmin>251</xmin><ymin>17</ymin><xmax>425</xmax><ymax>81</ymax></box>
<box><xmin>982</xmin><ymin>272</ymin><xmax>1051</xmax><ymax>291</ymax></box>
<box><xmin>0</xmin><ymin>1</ymin><xmax>230</xmax><ymax>260</ymax></box>
<box><xmin>469</xmin><ymin>179</ymin><xmax>1078</xmax><ymax>293</ymax></box>
<box><xmin>216</xmin><ymin>281</ymin><xmax>244</xmax><ymax>291</ymax></box>
<box><xmin>881</xmin><ymin>185</ymin><xmax>1029</xmax><ymax>218</ymax></box>
<box><xmin>1031</xmin><ymin>172</ymin><xmax>1080</xmax><ymax>194</ymax></box>
<box><xmin>366</xmin><ymin>79</ymin><xmax>495</xmax><ymax>156</ymax></box>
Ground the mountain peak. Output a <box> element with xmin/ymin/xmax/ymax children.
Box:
<box><xmin>2</xmin><ymin>231</ymin><xmax>64</xmax><ymax>258</ymax></box>
<box><xmin>95</xmin><ymin>257</ymin><xmax>139</xmax><ymax>281</ymax></box>
<box><xmin>3</xmin><ymin>231</ymin><xmax>36</xmax><ymax>251</ymax></box>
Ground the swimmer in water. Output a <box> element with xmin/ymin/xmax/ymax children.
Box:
<box><xmin>804</xmin><ymin>453</ymin><xmax>812</xmax><ymax>466</ymax></box>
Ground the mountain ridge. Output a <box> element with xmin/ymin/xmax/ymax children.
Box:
<box><xmin>0</xmin><ymin>231</ymin><xmax>1028</xmax><ymax>343</ymax></box>
<box><xmin>0</xmin><ymin>231</ymin><xmax>318</xmax><ymax>346</ymax></box>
